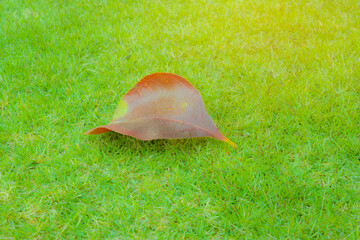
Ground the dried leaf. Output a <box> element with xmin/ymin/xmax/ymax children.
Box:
<box><xmin>86</xmin><ymin>73</ymin><xmax>235</xmax><ymax>147</ymax></box>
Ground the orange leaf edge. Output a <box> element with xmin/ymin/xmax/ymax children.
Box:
<box><xmin>85</xmin><ymin>126</ymin><xmax>111</xmax><ymax>135</ymax></box>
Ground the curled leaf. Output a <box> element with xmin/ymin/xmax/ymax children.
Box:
<box><xmin>86</xmin><ymin>73</ymin><xmax>235</xmax><ymax>147</ymax></box>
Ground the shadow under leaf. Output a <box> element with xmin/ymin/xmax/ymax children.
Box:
<box><xmin>93</xmin><ymin>131</ymin><xmax>211</xmax><ymax>157</ymax></box>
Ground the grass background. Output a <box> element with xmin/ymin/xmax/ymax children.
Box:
<box><xmin>1</xmin><ymin>0</ymin><xmax>360</xmax><ymax>238</ymax></box>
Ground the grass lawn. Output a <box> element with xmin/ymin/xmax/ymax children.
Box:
<box><xmin>1</xmin><ymin>0</ymin><xmax>360</xmax><ymax>238</ymax></box>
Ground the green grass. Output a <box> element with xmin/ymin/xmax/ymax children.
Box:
<box><xmin>1</xmin><ymin>0</ymin><xmax>360</xmax><ymax>238</ymax></box>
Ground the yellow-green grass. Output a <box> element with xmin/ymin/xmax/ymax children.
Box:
<box><xmin>1</xmin><ymin>0</ymin><xmax>359</xmax><ymax>238</ymax></box>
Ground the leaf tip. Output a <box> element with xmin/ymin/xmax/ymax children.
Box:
<box><xmin>85</xmin><ymin>126</ymin><xmax>112</xmax><ymax>135</ymax></box>
<box><xmin>224</xmin><ymin>137</ymin><xmax>237</xmax><ymax>148</ymax></box>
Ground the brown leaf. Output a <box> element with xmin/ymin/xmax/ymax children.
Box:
<box><xmin>86</xmin><ymin>73</ymin><xmax>235</xmax><ymax>147</ymax></box>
